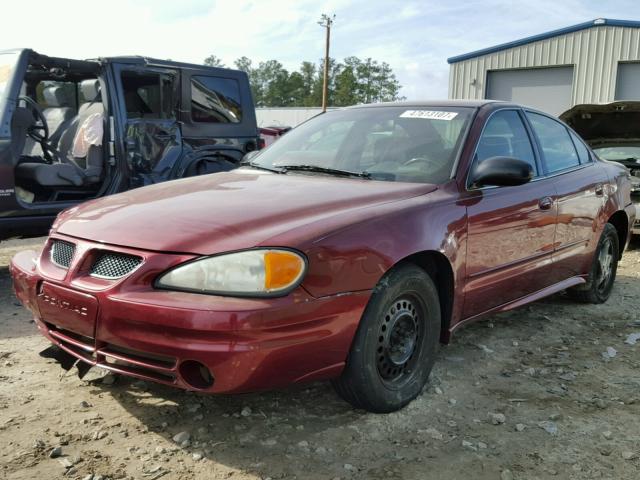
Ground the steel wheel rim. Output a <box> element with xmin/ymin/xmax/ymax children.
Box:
<box><xmin>595</xmin><ymin>237</ymin><xmax>614</xmax><ymax>293</ymax></box>
<box><xmin>376</xmin><ymin>296</ymin><xmax>423</xmax><ymax>386</ymax></box>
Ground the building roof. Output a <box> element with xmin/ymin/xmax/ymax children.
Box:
<box><xmin>447</xmin><ymin>18</ymin><xmax>640</xmax><ymax>64</ymax></box>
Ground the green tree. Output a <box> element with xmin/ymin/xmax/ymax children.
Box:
<box><xmin>203</xmin><ymin>55</ymin><xmax>225</xmax><ymax>68</ymax></box>
<box><xmin>311</xmin><ymin>57</ymin><xmax>340</xmax><ymax>106</ymax></box>
<box><xmin>299</xmin><ymin>61</ymin><xmax>317</xmax><ymax>106</ymax></box>
<box><xmin>252</xmin><ymin>60</ymin><xmax>291</xmax><ymax>107</ymax></box>
<box><xmin>234</xmin><ymin>56</ymin><xmax>260</xmax><ymax>104</ymax></box>
<box><xmin>334</xmin><ymin>57</ymin><xmax>360</xmax><ymax>106</ymax></box>
<box><xmin>231</xmin><ymin>55</ymin><xmax>403</xmax><ymax>107</ymax></box>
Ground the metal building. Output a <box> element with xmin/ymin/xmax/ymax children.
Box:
<box><xmin>448</xmin><ymin>18</ymin><xmax>640</xmax><ymax>115</ymax></box>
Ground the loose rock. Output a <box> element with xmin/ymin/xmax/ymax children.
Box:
<box><xmin>49</xmin><ymin>446</ymin><xmax>62</xmax><ymax>458</ymax></box>
<box><xmin>192</xmin><ymin>452</ymin><xmax>204</xmax><ymax>461</ymax></box>
<box><xmin>625</xmin><ymin>333</ymin><xmax>640</xmax><ymax>345</ymax></box>
<box><xmin>172</xmin><ymin>431</ymin><xmax>190</xmax><ymax>444</ymax></box>
<box><xmin>500</xmin><ymin>470</ymin><xmax>514</xmax><ymax>480</ymax></box>
<box><xmin>537</xmin><ymin>421</ymin><xmax>558</xmax><ymax>435</ymax></box>
<box><xmin>489</xmin><ymin>412</ymin><xmax>506</xmax><ymax>425</ymax></box>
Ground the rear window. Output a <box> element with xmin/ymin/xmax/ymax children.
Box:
<box><xmin>191</xmin><ymin>76</ymin><xmax>242</xmax><ymax>123</ymax></box>
<box><xmin>527</xmin><ymin>112</ymin><xmax>580</xmax><ymax>173</ymax></box>
<box><xmin>569</xmin><ymin>131</ymin><xmax>591</xmax><ymax>164</ymax></box>
<box><xmin>121</xmin><ymin>71</ymin><xmax>174</xmax><ymax>119</ymax></box>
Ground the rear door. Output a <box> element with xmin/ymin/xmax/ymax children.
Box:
<box><xmin>463</xmin><ymin>109</ymin><xmax>558</xmax><ymax>318</ymax></box>
<box><xmin>525</xmin><ymin>111</ymin><xmax>607</xmax><ymax>279</ymax></box>
<box><xmin>112</xmin><ymin>64</ymin><xmax>183</xmax><ymax>188</ymax></box>
<box><xmin>177</xmin><ymin>67</ymin><xmax>259</xmax><ymax>176</ymax></box>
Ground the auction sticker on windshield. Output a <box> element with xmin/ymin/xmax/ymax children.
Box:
<box><xmin>400</xmin><ymin>110</ymin><xmax>458</xmax><ymax>121</ymax></box>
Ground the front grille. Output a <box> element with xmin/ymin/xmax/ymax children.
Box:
<box><xmin>90</xmin><ymin>252</ymin><xmax>142</xmax><ymax>279</ymax></box>
<box><xmin>50</xmin><ymin>240</ymin><xmax>75</xmax><ymax>268</ymax></box>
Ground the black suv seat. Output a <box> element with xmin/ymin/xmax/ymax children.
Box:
<box><xmin>16</xmin><ymin>80</ymin><xmax>105</xmax><ymax>188</ymax></box>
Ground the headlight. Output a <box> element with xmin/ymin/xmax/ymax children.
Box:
<box><xmin>156</xmin><ymin>249</ymin><xmax>306</xmax><ymax>296</ymax></box>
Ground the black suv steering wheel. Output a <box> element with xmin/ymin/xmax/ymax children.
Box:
<box><xmin>19</xmin><ymin>96</ymin><xmax>50</xmax><ymax>145</ymax></box>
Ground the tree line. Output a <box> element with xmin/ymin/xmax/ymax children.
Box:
<box><xmin>204</xmin><ymin>55</ymin><xmax>404</xmax><ymax>108</ymax></box>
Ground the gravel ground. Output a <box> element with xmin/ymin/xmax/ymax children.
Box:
<box><xmin>1</xmin><ymin>237</ymin><xmax>639</xmax><ymax>480</ymax></box>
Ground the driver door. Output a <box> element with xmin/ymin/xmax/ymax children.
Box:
<box><xmin>463</xmin><ymin>109</ymin><xmax>558</xmax><ymax>318</ymax></box>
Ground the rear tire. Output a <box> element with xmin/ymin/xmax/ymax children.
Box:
<box><xmin>567</xmin><ymin>223</ymin><xmax>619</xmax><ymax>303</ymax></box>
<box><xmin>332</xmin><ymin>263</ymin><xmax>440</xmax><ymax>413</ymax></box>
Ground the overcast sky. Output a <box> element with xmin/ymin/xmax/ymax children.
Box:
<box><xmin>2</xmin><ymin>0</ymin><xmax>638</xmax><ymax>100</ymax></box>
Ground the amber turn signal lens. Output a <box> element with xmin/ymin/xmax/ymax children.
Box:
<box><xmin>264</xmin><ymin>250</ymin><xmax>305</xmax><ymax>291</ymax></box>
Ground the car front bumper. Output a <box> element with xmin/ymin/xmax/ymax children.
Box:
<box><xmin>10</xmin><ymin>235</ymin><xmax>370</xmax><ymax>393</ymax></box>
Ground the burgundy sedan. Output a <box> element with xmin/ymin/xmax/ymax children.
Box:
<box><xmin>11</xmin><ymin>101</ymin><xmax>636</xmax><ymax>413</ymax></box>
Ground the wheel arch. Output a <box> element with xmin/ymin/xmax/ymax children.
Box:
<box><xmin>396</xmin><ymin>250</ymin><xmax>455</xmax><ymax>344</ymax></box>
<box><xmin>607</xmin><ymin>210</ymin><xmax>629</xmax><ymax>259</ymax></box>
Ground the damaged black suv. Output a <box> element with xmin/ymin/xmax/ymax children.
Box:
<box><xmin>0</xmin><ymin>49</ymin><xmax>259</xmax><ymax>239</ymax></box>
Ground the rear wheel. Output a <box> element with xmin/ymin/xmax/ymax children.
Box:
<box><xmin>568</xmin><ymin>223</ymin><xmax>619</xmax><ymax>303</ymax></box>
<box><xmin>332</xmin><ymin>263</ymin><xmax>440</xmax><ymax>413</ymax></box>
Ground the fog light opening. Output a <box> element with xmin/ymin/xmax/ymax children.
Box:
<box><xmin>179</xmin><ymin>360</ymin><xmax>214</xmax><ymax>389</ymax></box>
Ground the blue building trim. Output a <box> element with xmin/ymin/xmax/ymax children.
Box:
<box><xmin>447</xmin><ymin>18</ymin><xmax>640</xmax><ymax>64</ymax></box>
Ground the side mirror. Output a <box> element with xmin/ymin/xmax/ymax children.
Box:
<box><xmin>471</xmin><ymin>156</ymin><xmax>533</xmax><ymax>188</ymax></box>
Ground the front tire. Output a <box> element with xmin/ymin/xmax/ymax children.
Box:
<box><xmin>568</xmin><ymin>223</ymin><xmax>619</xmax><ymax>303</ymax></box>
<box><xmin>332</xmin><ymin>263</ymin><xmax>440</xmax><ymax>413</ymax></box>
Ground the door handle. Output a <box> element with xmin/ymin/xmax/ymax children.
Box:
<box><xmin>595</xmin><ymin>183</ymin><xmax>604</xmax><ymax>196</ymax></box>
<box><xmin>538</xmin><ymin>196</ymin><xmax>554</xmax><ymax>210</ymax></box>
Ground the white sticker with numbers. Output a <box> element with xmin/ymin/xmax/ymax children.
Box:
<box><xmin>399</xmin><ymin>110</ymin><xmax>458</xmax><ymax>121</ymax></box>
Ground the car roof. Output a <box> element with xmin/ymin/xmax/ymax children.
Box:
<box><xmin>346</xmin><ymin>99</ymin><xmax>506</xmax><ymax>109</ymax></box>
<box><xmin>96</xmin><ymin>55</ymin><xmax>244</xmax><ymax>74</ymax></box>
<box><xmin>2</xmin><ymin>49</ymin><xmax>245</xmax><ymax>76</ymax></box>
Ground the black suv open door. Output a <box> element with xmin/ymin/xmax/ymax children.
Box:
<box><xmin>1</xmin><ymin>52</ymin><xmax>260</xmax><ymax>240</ymax></box>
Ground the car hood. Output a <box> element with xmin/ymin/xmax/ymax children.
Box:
<box><xmin>55</xmin><ymin>169</ymin><xmax>436</xmax><ymax>254</ymax></box>
<box><xmin>559</xmin><ymin>101</ymin><xmax>640</xmax><ymax>148</ymax></box>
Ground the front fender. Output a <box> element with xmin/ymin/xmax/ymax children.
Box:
<box><xmin>300</xmin><ymin>191</ymin><xmax>467</xmax><ymax>299</ymax></box>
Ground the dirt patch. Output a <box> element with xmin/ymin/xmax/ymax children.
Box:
<box><xmin>1</xmin><ymin>237</ymin><xmax>639</xmax><ymax>479</ymax></box>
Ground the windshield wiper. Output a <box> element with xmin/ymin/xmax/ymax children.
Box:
<box><xmin>241</xmin><ymin>161</ymin><xmax>285</xmax><ymax>174</ymax></box>
<box><xmin>278</xmin><ymin>164</ymin><xmax>372</xmax><ymax>179</ymax></box>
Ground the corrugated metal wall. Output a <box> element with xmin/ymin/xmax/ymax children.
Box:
<box><xmin>449</xmin><ymin>25</ymin><xmax>640</xmax><ymax>105</ymax></box>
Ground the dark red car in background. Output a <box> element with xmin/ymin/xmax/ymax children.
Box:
<box><xmin>11</xmin><ymin>101</ymin><xmax>635</xmax><ymax>412</ymax></box>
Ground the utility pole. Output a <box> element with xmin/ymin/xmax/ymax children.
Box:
<box><xmin>318</xmin><ymin>14</ymin><xmax>335</xmax><ymax>112</ymax></box>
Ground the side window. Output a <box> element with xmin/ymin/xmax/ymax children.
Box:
<box><xmin>569</xmin><ymin>130</ymin><xmax>591</xmax><ymax>164</ymax></box>
<box><xmin>121</xmin><ymin>71</ymin><xmax>175</xmax><ymax>119</ymax></box>
<box><xmin>191</xmin><ymin>76</ymin><xmax>242</xmax><ymax>123</ymax></box>
<box><xmin>526</xmin><ymin>112</ymin><xmax>580</xmax><ymax>173</ymax></box>
<box><xmin>476</xmin><ymin>110</ymin><xmax>537</xmax><ymax>175</ymax></box>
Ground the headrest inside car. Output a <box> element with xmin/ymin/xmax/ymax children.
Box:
<box><xmin>80</xmin><ymin>79</ymin><xmax>101</xmax><ymax>102</ymax></box>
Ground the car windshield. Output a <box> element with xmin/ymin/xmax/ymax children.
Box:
<box><xmin>593</xmin><ymin>146</ymin><xmax>640</xmax><ymax>162</ymax></box>
<box><xmin>251</xmin><ymin>106</ymin><xmax>474</xmax><ymax>184</ymax></box>
<box><xmin>0</xmin><ymin>52</ymin><xmax>19</xmax><ymax>100</ymax></box>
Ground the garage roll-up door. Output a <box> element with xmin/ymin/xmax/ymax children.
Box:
<box><xmin>615</xmin><ymin>63</ymin><xmax>640</xmax><ymax>100</ymax></box>
<box><xmin>486</xmin><ymin>67</ymin><xmax>574</xmax><ymax>116</ymax></box>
